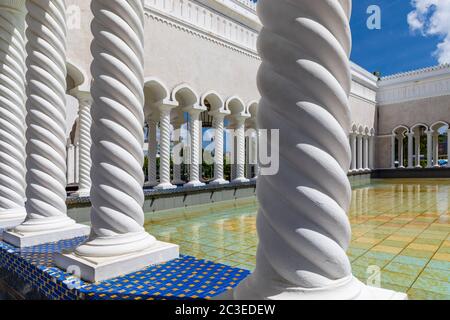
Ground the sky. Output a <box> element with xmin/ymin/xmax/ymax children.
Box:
<box><xmin>350</xmin><ymin>0</ymin><xmax>450</xmax><ymax>77</ymax></box>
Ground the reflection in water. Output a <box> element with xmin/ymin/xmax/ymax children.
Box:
<box><xmin>146</xmin><ymin>179</ymin><xmax>450</xmax><ymax>300</ymax></box>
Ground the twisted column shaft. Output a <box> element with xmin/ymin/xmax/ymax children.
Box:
<box><xmin>211</xmin><ymin>114</ymin><xmax>228</xmax><ymax>184</ymax></box>
<box><xmin>147</xmin><ymin>118</ymin><xmax>158</xmax><ymax>186</ymax></box>
<box><xmin>426</xmin><ymin>131</ymin><xmax>433</xmax><ymax>168</ymax></box>
<box><xmin>391</xmin><ymin>135</ymin><xmax>396</xmax><ymax>168</ymax></box>
<box><xmin>350</xmin><ymin>133</ymin><xmax>357</xmax><ymax>171</ymax></box>
<box><xmin>407</xmin><ymin>133</ymin><xmax>414</xmax><ymax>168</ymax></box>
<box><xmin>74</xmin><ymin>0</ymin><xmax>155</xmax><ymax>257</ymax></box>
<box><xmin>415</xmin><ymin>134</ymin><xmax>421</xmax><ymax>168</ymax></box>
<box><xmin>357</xmin><ymin>134</ymin><xmax>363</xmax><ymax>170</ymax></box>
<box><xmin>232</xmin><ymin>118</ymin><xmax>249</xmax><ymax>183</ymax></box>
<box><xmin>172</xmin><ymin>122</ymin><xmax>184</xmax><ymax>185</ymax></box>
<box><xmin>369</xmin><ymin>135</ymin><xmax>375</xmax><ymax>170</ymax></box>
<box><xmin>433</xmin><ymin>132</ymin><xmax>439</xmax><ymax>167</ymax></box>
<box><xmin>155</xmin><ymin>105</ymin><xmax>176</xmax><ymax>190</ymax></box>
<box><xmin>0</xmin><ymin>1</ymin><xmax>27</xmax><ymax>225</ymax></box>
<box><xmin>234</xmin><ymin>0</ymin><xmax>379</xmax><ymax>300</ymax></box>
<box><xmin>185</xmin><ymin>110</ymin><xmax>204</xmax><ymax>187</ymax></box>
<box><xmin>397</xmin><ymin>136</ymin><xmax>404</xmax><ymax>168</ymax></box>
<box><xmin>364</xmin><ymin>135</ymin><xmax>369</xmax><ymax>170</ymax></box>
<box><xmin>76</xmin><ymin>95</ymin><xmax>93</xmax><ymax>196</ymax></box>
<box><xmin>16</xmin><ymin>0</ymin><xmax>75</xmax><ymax>233</ymax></box>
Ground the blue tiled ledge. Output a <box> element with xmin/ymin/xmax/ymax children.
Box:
<box><xmin>0</xmin><ymin>237</ymin><xmax>250</xmax><ymax>300</ymax></box>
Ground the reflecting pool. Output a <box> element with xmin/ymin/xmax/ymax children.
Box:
<box><xmin>145</xmin><ymin>179</ymin><xmax>450</xmax><ymax>300</ymax></box>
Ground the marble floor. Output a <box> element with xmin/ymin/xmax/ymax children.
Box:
<box><xmin>145</xmin><ymin>179</ymin><xmax>450</xmax><ymax>300</ymax></box>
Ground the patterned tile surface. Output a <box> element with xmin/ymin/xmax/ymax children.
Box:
<box><xmin>0</xmin><ymin>238</ymin><xmax>249</xmax><ymax>300</ymax></box>
<box><xmin>146</xmin><ymin>179</ymin><xmax>450</xmax><ymax>300</ymax></box>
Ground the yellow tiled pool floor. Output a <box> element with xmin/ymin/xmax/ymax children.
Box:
<box><xmin>145</xmin><ymin>179</ymin><xmax>450</xmax><ymax>300</ymax></box>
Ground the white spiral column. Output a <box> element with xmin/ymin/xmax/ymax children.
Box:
<box><xmin>433</xmin><ymin>131</ymin><xmax>439</xmax><ymax>167</ymax></box>
<box><xmin>415</xmin><ymin>133</ymin><xmax>421</xmax><ymax>168</ymax></box>
<box><xmin>55</xmin><ymin>0</ymin><xmax>178</xmax><ymax>283</ymax></box>
<box><xmin>155</xmin><ymin>103</ymin><xmax>177</xmax><ymax>190</ymax></box>
<box><xmin>210</xmin><ymin>113</ymin><xmax>229</xmax><ymax>185</ymax></box>
<box><xmin>398</xmin><ymin>135</ymin><xmax>404</xmax><ymax>168</ymax></box>
<box><xmin>350</xmin><ymin>133</ymin><xmax>357</xmax><ymax>172</ymax></box>
<box><xmin>364</xmin><ymin>135</ymin><xmax>369</xmax><ymax>171</ymax></box>
<box><xmin>75</xmin><ymin>94</ymin><xmax>93</xmax><ymax>197</ymax></box>
<box><xmin>391</xmin><ymin>135</ymin><xmax>396</xmax><ymax>168</ymax></box>
<box><xmin>232</xmin><ymin>117</ymin><xmax>249</xmax><ymax>183</ymax></box>
<box><xmin>171</xmin><ymin>121</ymin><xmax>185</xmax><ymax>185</ymax></box>
<box><xmin>185</xmin><ymin>109</ymin><xmax>205</xmax><ymax>187</ymax></box>
<box><xmin>0</xmin><ymin>0</ymin><xmax>27</xmax><ymax>229</ymax></box>
<box><xmin>147</xmin><ymin>117</ymin><xmax>158</xmax><ymax>187</ymax></box>
<box><xmin>369</xmin><ymin>134</ymin><xmax>375</xmax><ymax>170</ymax></box>
<box><xmin>407</xmin><ymin>132</ymin><xmax>414</xmax><ymax>169</ymax></box>
<box><xmin>233</xmin><ymin>0</ymin><xmax>406</xmax><ymax>300</ymax></box>
<box><xmin>357</xmin><ymin>134</ymin><xmax>363</xmax><ymax>171</ymax></box>
<box><xmin>4</xmin><ymin>0</ymin><xmax>90</xmax><ymax>247</ymax></box>
<box><xmin>426</xmin><ymin>130</ymin><xmax>433</xmax><ymax>168</ymax></box>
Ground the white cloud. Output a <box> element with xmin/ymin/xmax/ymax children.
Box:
<box><xmin>407</xmin><ymin>0</ymin><xmax>450</xmax><ymax>64</ymax></box>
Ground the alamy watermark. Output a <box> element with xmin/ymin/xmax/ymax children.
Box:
<box><xmin>169</xmin><ymin>128</ymin><xmax>280</xmax><ymax>176</ymax></box>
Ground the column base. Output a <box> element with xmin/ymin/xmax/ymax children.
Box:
<box><xmin>3</xmin><ymin>224</ymin><xmax>90</xmax><ymax>248</ymax></box>
<box><xmin>145</xmin><ymin>181</ymin><xmax>159</xmax><ymax>188</ymax></box>
<box><xmin>228</xmin><ymin>275</ymin><xmax>407</xmax><ymax>300</ymax></box>
<box><xmin>154</xmin><ymin>182</ymin><xmax>177</xmax><ymax>190</ymax></box>
<box><xmin>0</xmin><ymin>208</ymin><xmax>27</xmax><ymax>230</ymax></box>
<box><xmin>0</xmin><ymin>218</ymin><xmax>25</xmax><ymax>231</ymax></box>
<box><xmin>54</xmin><ymin>241</ymin><xmax>179</xmax><ymax>283</ymax></box>
<box><xmin>171</xmin><ymin>179</ymin><xmax>186</xmax><ymax>186</ymax></box>
<box><xmin>184</xmin><ymin>180</ymin><xmax>206</xmax><ymax>188</ymax></box>
<box><xmin>209</xmin><ymin>179</ymin><xmax>230</xmax><ymax>186</ymax></box>
<box><xmin>232</xmin><ymin>177</ymin><xmax>250</xmax><ymax>184</ymax></box>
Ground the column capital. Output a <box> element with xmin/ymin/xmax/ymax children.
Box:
<box><xmin>185</xmin><ymin>104</ymin><xmax>207</xmax><ymax>117</ymax></box>
<box><xmin>210</xmin><ymin>109</ymin><xmax>230</xmax><ymax>119</ymax></box>
<box><xmin>158</xmin><ymin>101</ymin><xmax>178</xmax><ymax>114</ymax></box>
<box><xmin>74</xmin><ymin>92</ymin><xmax>93</xmax><ymax>108</ymax></box>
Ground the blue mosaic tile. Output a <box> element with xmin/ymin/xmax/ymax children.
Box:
<box><xmin>0</xmin><ymin>238</ymin><xmax>249</xmax><ymax>300</ymax></box>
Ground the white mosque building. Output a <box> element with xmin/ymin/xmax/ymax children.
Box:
<box><xmin>58</xmin><ymin>0</ymin><xmax>450</xmax><ymax>186</ymax></box>
<box><xmin>0</xmin><ymin>0</ymin><xmax>449</xmax><ymax>300</ymax></box>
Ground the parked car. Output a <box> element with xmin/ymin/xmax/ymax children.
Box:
<box><xmin>438</xmin><ymin>159</ymin><xmax>448</xmax><ymax>166</ymax></box>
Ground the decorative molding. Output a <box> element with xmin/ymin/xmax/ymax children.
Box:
<box><xmin>381</xmin><ymin>63</ymin><xmax>450</xmax><ymax>82</ymax></box>
<box><xmin>378</xmin><ymin>73</ymin><xmax>450</xmax><ymax>106</ymax></box>
<box><xmin>144</xmin><ymin>9</ymin><xmax>260</xmax><ymax>60</ymax></box>
<box><xmin>144</xmin><ymin>0</ymin><xmax>259</xmax><ymax>56</ymax></box>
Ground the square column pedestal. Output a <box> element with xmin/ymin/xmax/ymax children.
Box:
<box><xmin>3</xmin><ymin>224</ymin><xmax>91</xmax><ymax>248</ymax></box>
<box><xmin>54</xmin><ymin>241</ymin><xmax>179</xmax><ymax>283</ymax></box>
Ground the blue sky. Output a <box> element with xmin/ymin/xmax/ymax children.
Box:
<box><xmin>350</xmin><ymin>0</ymin><xmax>448</xmax><ymax>77</ymax></box>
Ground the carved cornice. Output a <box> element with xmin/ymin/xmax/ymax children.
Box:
<box><xmin>144</xmin><ymin>6</ymin><xmax>260</xmax><ymax>60</ymax></box>
<box><xmin>381</xmin><ymin>64</ymin><xmax>450</xmax><ymax>82</ymax></box>
<box><xmin>378</xmin><ymin>68</ymin><xmax>450</xmax><ymax>106</ymax></box>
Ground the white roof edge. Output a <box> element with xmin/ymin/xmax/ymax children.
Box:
<box><xmin>379</xmin><ymin>64</ymin><xmax>450</xmax><ymax>86</ymax></box>
<box><xmin>350</xmin><ymin>61</ymin><xmax>378</xmax><ymax>91</ymax></box>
